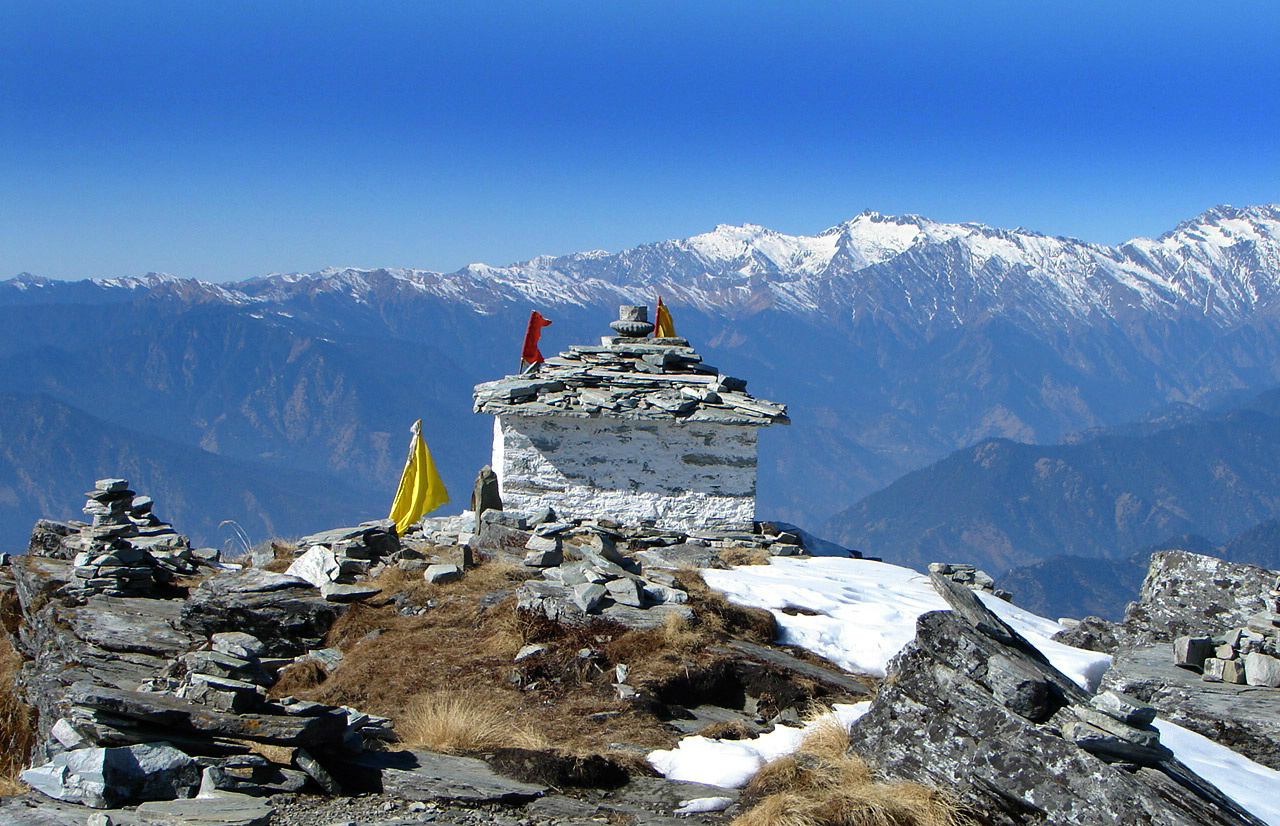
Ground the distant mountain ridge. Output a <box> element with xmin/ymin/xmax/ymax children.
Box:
<box><xmin>7</xmin><ymin>204</ymin><xmax>1280</xmax><ymax>551</ymax></box>
<box><xmin>825</xmin><ymin>385</ymin><xmax>1280</xmax><ymax>576</ymax></box>
<box><xmin>0</xmin><ymin>392</ymin><xmax>381</xmax><ymax>548</ymax></box>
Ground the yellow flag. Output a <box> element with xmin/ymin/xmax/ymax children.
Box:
<box><xmin>388</xmin><ymin>419</ymin><xmax>449</xmax><ymax>534</ymax></box>
<box><xmin>655</xmin><ymin>297</ymin><xmax>676</xmax><ymax>338</ymax></box>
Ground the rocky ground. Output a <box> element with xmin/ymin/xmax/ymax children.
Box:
<box><xmin>3</xmin><ymin>483</ymin><xmax>1280</xmax><ymax>826</ymax></box>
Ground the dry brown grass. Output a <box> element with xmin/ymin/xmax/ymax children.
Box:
<box><xmin>0</xmin><ymin>633</ymin><xmax>36</xmax><ymax>794</ymax></box>
<box><xmin>252</xmin><ymin>540</ymin><xmax>297</xmax><ymax>573</ymax></box>
<box><xmin>657</xmin><ymin>610</ymin><xmax>709</xmax><ymax>651</ymax></box>
<box><xmin>268</xmin><ymin>659</ymin><xmax>329</xmax><ymax>698</ymax></box>
<box><xmin>398</xmin><ymin>691</ymin><xmax>548</xmax><ymax>754</ymax></box>
<box><xmin>365</xmin><ymin>564</ymin><xmax>421</xmax><ymax>597</ymax></box>
<box><xmin>289</xmin><ymin>557</ymin><xmax>678</xmax><ymax>758</ymax></box>
<box><xmin>698</xmin><ymin>719</ymin><xmax>759</xmax><ymax>740</ymax></box>
<box><xmin>325</xmin><ymin>602</ymin><xmax>395</xmax><ymax>652</ymax></box>
<box><xmin>677</xmin><ymin>567</ymin><xmax>778</xmax><ymax>643</ymax></box>
<box><xmin>735</xmin><ymin>714</ymin><xmax>967</xmax><ymax>826</ymax></box>
<box><xmin>719</xmin><ymin>546</ymin><xmax>773</xmax><ymax>567</ymax></box>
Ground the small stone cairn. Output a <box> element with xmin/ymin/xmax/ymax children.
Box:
<box><xmin>929</xmin><ymin>562</ymin><xmax>1013</xmax><ymax>602</ymax></box>
<box><xmin>64</xmin><ymin>478</ymin><xmax>209</xmax><ymax>599</ymax></box>
<box><xmin>1174</xmin><ymin>575</ymin><xmax>1280</xmax><ymax>687</ymax></box>
<box><xmin>284</xmin><ymin>520</ymin><xmax>405</xmax><ymax>601</ymax></box>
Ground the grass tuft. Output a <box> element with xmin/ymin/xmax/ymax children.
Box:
<box><xmin>719</xmin><ymin>547</ymin><xmax>773</xmax><ymax>567</ymax></box>
<box><xmin>268</xmin><ymin>659</ymin><xmax>329</xmax><ymax>698</ymax></box>
<box><xmin>0</xmin><ymin>634</ymin><xmax>35</xmax><ymax>793</ymax></box>
<box><xmin>735</xmin><ymin>710</ymin><xmax>966</xmax><ymax>826</ymax></box>
<box><xmin>676</xmin><ymin>566</ymin><xmax>778</xmax><ymax>643</ymax></box>
<box><xmin>399</xmin><ymin>691</ymin><xmax>547</xmax><ymax>754</ymax></box>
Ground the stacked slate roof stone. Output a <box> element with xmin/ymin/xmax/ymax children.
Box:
<box><xmin>473</xmin><ymin>322</ymin><xmax>789</xmax><ymax>426</ymax></box>
<box><xmin>65</xmin><ymin>479</ymin><xmax>203</xmax><ymax>599</ymax></box>
<box><xmin>1175</xmin><ymin>574</ymin><xmax>1280</xmax><ymax>687</ymax></box>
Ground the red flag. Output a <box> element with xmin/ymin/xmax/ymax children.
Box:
<box><xmin>521</xmin><ymin>310</ymin><xmax>553</xmax><ymax>366</ymax></box>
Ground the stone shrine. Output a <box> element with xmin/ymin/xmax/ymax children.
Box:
<box><xmin>473</xmin><ymin>305</ymin><xmax>788</xmax><ymax>531</ymax></box>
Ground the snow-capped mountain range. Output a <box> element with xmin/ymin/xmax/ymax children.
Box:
<box><xmin>5</xmin><ymin>204</ymin><xmax>1280</xmax><ymax>564</ymax></box>
<box><xmin>12</xmin><ymin>203</ymin><xmax>1280</xmax><ymax>327</ymax></box>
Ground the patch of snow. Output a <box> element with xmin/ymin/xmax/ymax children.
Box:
<box><xmin>703</xmin><ymin>557</ymin><xmax>1110</xmax><ymax>690</ymax></box>
<box><xmin>648</xmin><ymin>702</ymin><xmax>870</xmax><ymax>788</ymax></box>
<box><xmin>1154</xmin><ymin>719</ymin><xmax>1280</xmax><ymax>826</ymax></box>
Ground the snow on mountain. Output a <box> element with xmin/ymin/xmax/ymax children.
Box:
<box><xmin>8</xmin><ymin>204</ymin><xmax>1280</xmax><ymax>330</ymax></box>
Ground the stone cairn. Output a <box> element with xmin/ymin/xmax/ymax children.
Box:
<box><xmin>65</xmin><ymin>478</ymin><xmax>209</xmax><ymax>599</ymax></box>
<box><xmin>929</xmin><ymin>562</ymin><xmax>1013</xmax><ymax>602</ymax></box>
<box><xmin>514</xmin><ymin>512</ymin><xmax>693</xmax><ymax>626</ymax></box>
<box><xmin>1174</xmin><ymin>574</ymin><xmax>1280</xmax><ymax>687</ymax></box>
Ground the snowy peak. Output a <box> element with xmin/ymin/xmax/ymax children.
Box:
<box><xmin>9</xmin><ymin>204</ymin><xmax>1280</xmax><ymax>328</ymax></box>
<box><xmin>681</xmin><ymin>222</ymin><xmax>841</xmax><ymax>277</ymax></box>
<box><xmin>1160</xmin><ymin>203</ymin><xmax>1280</xmax><ymax>243</ymax></box>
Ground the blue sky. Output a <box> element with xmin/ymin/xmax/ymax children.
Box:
<box><xmin>3</xmin><ymin>1</ymin><xmax>1279</xmax><ymax>282</ymax></box>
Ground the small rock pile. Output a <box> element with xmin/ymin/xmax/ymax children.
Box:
<box><xmin>284</xmin><ymin>520</ymin><xmax>402</xmax><ymax>602</ymax></box>
<box><xmin>1054</xmin><ymin>690</ymin><xmax>1168</xmax><ymax>765</ymax></box>
<box><xmin>64</xmin><ymin>478</ymin><xmax>212</xmax><ymax>599</ymax></box>
<box><xmin>928</xmin><ymin>561</ymin><xmax>1013</xmax><ymax>602</ymax></box>
<box><xmin>1174</xmin><ymin>575</ymin><xmax>1280</xmax><ymax>687</ymax></box>
<box><xmin>516</xmin><ymin>523</ymin><xmax>694</xmax><ymax>629</ymax></box>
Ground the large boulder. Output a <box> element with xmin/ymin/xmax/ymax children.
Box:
<box><xmin>180</xmin><ymin>569</ymin><xmax>344</xmax><ymax>657</ymax></box>
<box><xmin>848</xmin><ymin>574</ymin><xmax>1265</xmax><ymax>826</ymax></box>
<box><xmin>1120</xmin><ymin>550</ymin><xmax>1276</xmax><ymax>645</ymax></box>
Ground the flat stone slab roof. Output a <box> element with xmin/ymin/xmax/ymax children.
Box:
<box><xmin>473</xmin><ymin>336</ymin><xmax>788</xmax><ymax>426</ymax></box>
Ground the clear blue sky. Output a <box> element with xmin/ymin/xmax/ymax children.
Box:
<box><xmin>3</xmin><ymin>1</ymin><xmax>1279</xmax><ymax>282</ymax></box>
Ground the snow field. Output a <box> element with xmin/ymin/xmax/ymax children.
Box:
<box><xmin>647</xmin><ymin>555</ymin><xmax>1280</xmax><ymax>824</ymax></box>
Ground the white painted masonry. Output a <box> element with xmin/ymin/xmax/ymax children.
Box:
<box><xmin>494</xmin><ymin>414</ymin><xmax>758</xmax><ymax>530</ymax></box>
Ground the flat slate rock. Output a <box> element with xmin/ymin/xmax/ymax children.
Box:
<box><xmin>666</xmin><ymin>703</ymin><xmax>763</xmax><ymax>736</ymax></box>
<box><xmin>70</xmin><ymin>683</ymin><xmax>347</xmax><ymax>748</ymax></box>
<box><xmin>612</xmin><ymin>775</ymin><xmax>740</xmax><ymax>806</ymax></box>
<box><xmin>526</xmin><ymin>776</ymin><xmax>738</xmax><ymax>824</ymax></box>
<box><xmin>633</xmin><ymin>544</ymin><xmax>726</xmax><ymax>570</ymax></box>
<box><xmin>601</xmin><ymin>602</ymin><xmax>694</xmax><ymax>629</ymax></box>
<box><xmin>345</xmin><ymin>749</ymin><xmax>547</xmax><ymax>803</ymax></box>
<box><xmin>724</xmin><ymin>640</ymin><xmax>870</xmax><ymax>696</ymax></box>
<box><xmin>62</xmin><ymin>596</ymin><xmax>194</xmax><ymax>658</ymax></box>
<box><xmin>0</xmin><ymin>795</ymin><xmax>144</xmax><ymax>826</ymax></box>
<box><xmin>198</xmin><ymin>568</ymin><xmax>314</xmax><ymax>595</ymax></box>
<box><xmin>136</xmin><ymin>793</ymin><xmax>273</xmax><ymax>825</ymax></box>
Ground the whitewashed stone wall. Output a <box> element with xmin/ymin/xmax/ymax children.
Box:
<box><xmin>493</xmin><ymin>414</ymin><xmax>758</xmax><ymax>531</ymax></box>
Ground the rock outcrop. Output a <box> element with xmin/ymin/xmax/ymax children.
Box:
<box><xmin>1121</xmin><ymin>550</ymin><xmax>1277</xmax><ymax>645</ymax></box>
<box><xmin>7</xmin><ymin>486</ymin><xmax>397</xmax><ymax>809</ymax></box>
<box><xmin>179</xmin><ymin>569</ymin><xmax>344</xmax><ymax>657</ymax></box>
<box><xmin>1051</xmin><ymin>549</ymin><xmax>1280</xmax><ymax>770</ymax></box>
<box><xmin>849</xmin><ymin>573</ymin><xmax>1266</xmax><ymax>826</ymax></box>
